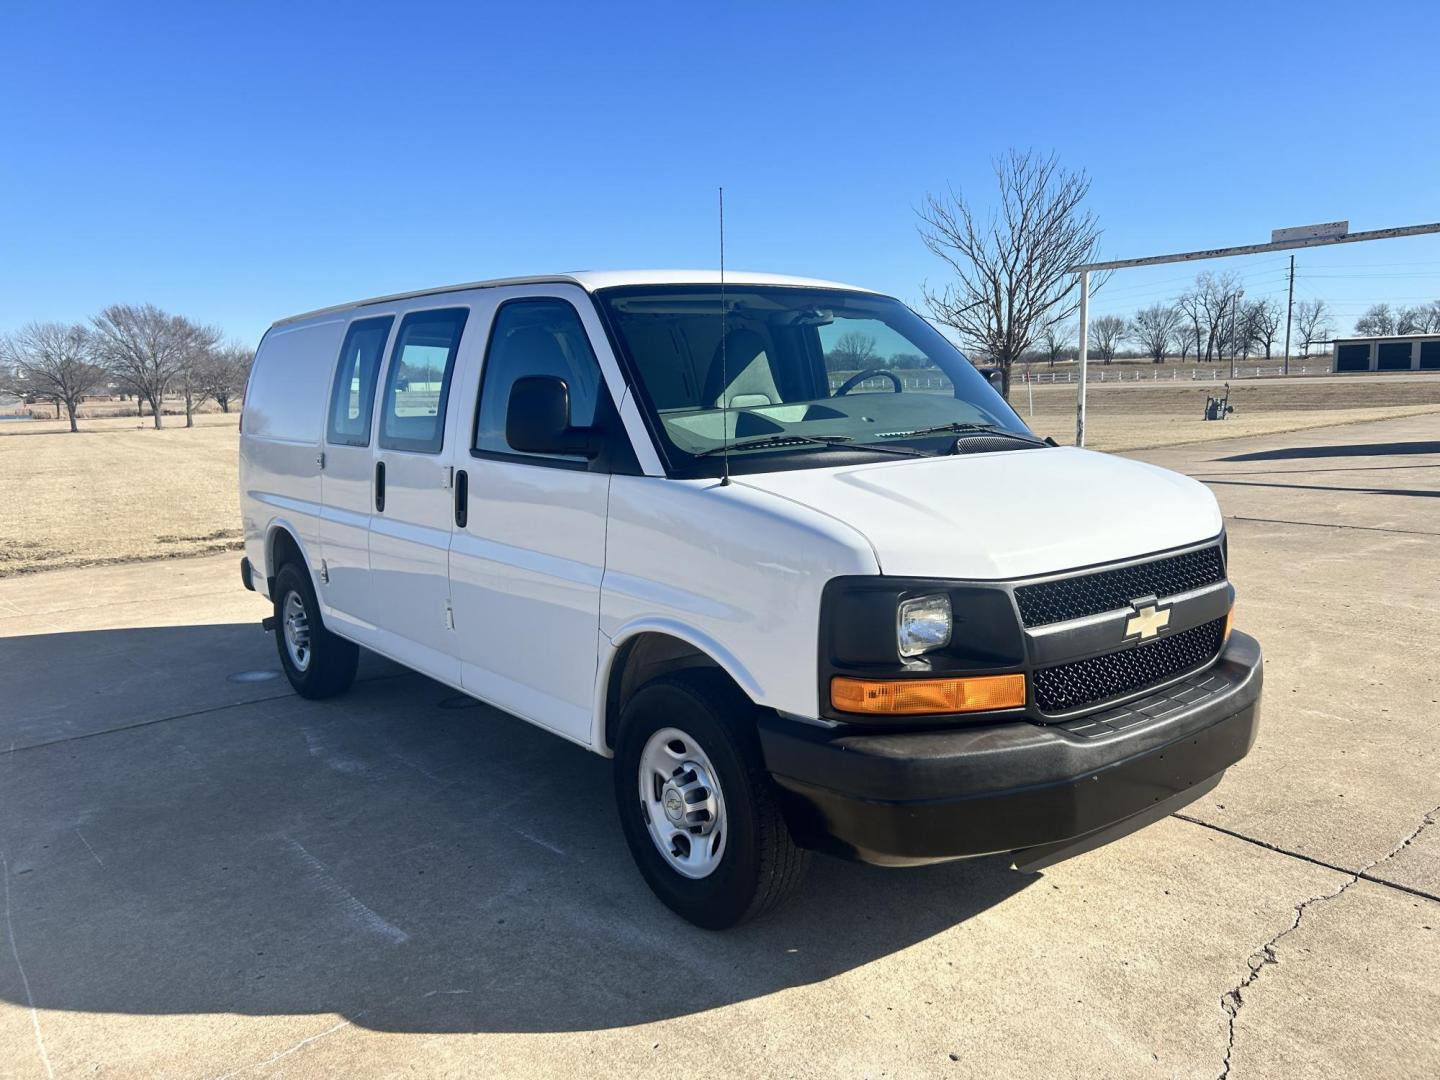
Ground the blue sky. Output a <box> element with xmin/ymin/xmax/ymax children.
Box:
<box><xmin>4</xmin><ymin>0</ymin><xmax>1439</xmax><ymax>347</ymax></box>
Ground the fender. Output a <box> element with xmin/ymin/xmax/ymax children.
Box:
<box><xmin>591</xmin><ymin>616</ymin><xmax>767</xmax><ymax>755</ymax></box>
<box><xmin>263</xmin><ymin>518</ymin><xmax>321</xmax><ymax>600</ymax></box>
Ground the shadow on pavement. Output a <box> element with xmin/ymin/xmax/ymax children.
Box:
<box><xmin>1202</xmin><ymin>478</ymin><xmax>1439</xmax><ymax>498</ymax></box>
<box><xmin>0</xmin><ymin>624</ymin><xmax>1032</xmax><ymax>1035</ymax></box>
<box><xmin>1218</xmin><ymin>440</ymin><xmax>1440</xmax><ymax>462</ymax></box>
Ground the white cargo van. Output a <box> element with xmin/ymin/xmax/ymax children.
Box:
<box><xmin>239</xmin><ymin>271</ymin><xmax>1261</xmax><ymax>928</ymax></box>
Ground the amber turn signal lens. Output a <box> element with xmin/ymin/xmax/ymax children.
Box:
<box><xmin>1223</xmin><ymin>603</ymin><xmax>1235</xmax><ymax>645</ymax></box>
<box><xmin>831</xmin><ymin>673</ymin><xmax>1026</xmax><ymax>716</ymax></box>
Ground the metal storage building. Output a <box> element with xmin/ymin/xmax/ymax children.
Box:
<box><xmin>1331</xmin><ymin>333</ymin><xmax>1440</xmax><ymax>372</ymax></box>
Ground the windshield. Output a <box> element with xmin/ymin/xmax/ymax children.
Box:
<box><xmin>593</xmin><ymin>285</ymin><xmax>1031</xmax><ymax>475</ymax></box>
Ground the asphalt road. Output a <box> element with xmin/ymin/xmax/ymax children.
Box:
<box><xmin>1</xmin><ymin>414</ymin><xmax>1436</xmax><ymax>1079</ymax></box>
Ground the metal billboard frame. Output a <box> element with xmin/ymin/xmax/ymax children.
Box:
<box><xmin>1068</xmin><ymin>221</ymin><xmax>1440</xmax><ymax>446</ymax></box>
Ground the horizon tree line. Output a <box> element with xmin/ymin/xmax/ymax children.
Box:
<box><xmin>1032</xmin><ymin>276</ymin><xmax>1440</xmax><ymax>368</ymax></box>
<box><xmin>0</xmin><ymin>304</ymin><xmax>252</xmax><ymax>432</ymax></box>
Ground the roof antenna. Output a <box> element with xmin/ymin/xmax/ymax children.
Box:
<box><xmin>718</xmin><ymin>185</ymin><xmax>731</xmax><ymax>486</ymax></box>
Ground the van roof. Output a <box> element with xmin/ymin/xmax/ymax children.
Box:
<box><xmin>272</xmin><ymin>270</ymin><xmax>878</xmax><ymax>327</ymax></box>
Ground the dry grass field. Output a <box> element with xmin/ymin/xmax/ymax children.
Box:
<box><xmin>0</xmin><ymin>413</ymin><xmax>243</xmax><ymax>575</ymax></box>
<box><xmin>1017</xmin><ymin>372</ymin><xmax>1440</xmax><ymax>450</ymax></box>
<box><xmin>2</xmin><ymin>374</ymin><xmax>1438</xmax><ymax>576</ymax></box>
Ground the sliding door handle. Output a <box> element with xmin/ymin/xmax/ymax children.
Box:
<box><xmin>454</xmin><ymin>469</ymin><xmax>468</xmax><ymax>528</ymax></box>
<box><xmin>374</xmin><ymin>460</ymin><xmax>386</xmax><ymax>513</ymax></box>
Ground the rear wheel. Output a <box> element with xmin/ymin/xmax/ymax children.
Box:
<box><xmin>272</xmin><ymin>561</ymin><xmax>358</xmax><ymax>699</ymax></box>
<box><xmin>614</xmin><ymin>669</ymin><xmax>809</xmax><ymax>929</ymax></box>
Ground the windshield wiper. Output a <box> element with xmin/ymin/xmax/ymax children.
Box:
<box><xmin>878</xmin><ymin>422</ymin><xmax>1044</xmax><ymax>444</ymax></box>
<box><xmin>696</xmin><ymin>434</ymin><xmax>927</xmax><ymax>458</ymax></box>
<box><xmin>696</xmin><ymin>434</ymin><xmax>854</xmax><ymax>457</ymax></box>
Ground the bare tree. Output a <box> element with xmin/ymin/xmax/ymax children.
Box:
<box><xmin>917</xmin><ymin>150</ymin><xmax>1105</xmax><ymax>399</ymax></box>
<box><xmin>1090</xmin><ymin>315</ymin><xmax>1128</xmax><ymax>364</ymax></box>
<box><xmin>1189</xmin><ymin>272</ymin><xmax>1244</xmax><ymax>362</ymax></box>
<box><xmin>1293</xmin><ymin>299</ymin><xmax>1332</xmax><ymax>356</ymax></box>
<box><xmin>1168</xmin><ymin>320</ymin><xmax>1193</xmax><ymax>363</ymax></box>
<box><xmin>1038</xmin><ymin>319</ymin><xmax>1074</xmax><ymax>365</ymax></box>
<box><xmin>824</xmin><ymin>331</ymin><xmax>879</xmax><ymax>373</ymax></box>
<box><xmin>1353</xmin><ymin>303</ymin><xmax>1396</xmax><ymax>337</ymax></box>
<box><xmin>1396</xmin><ymin>302</ymin><xmax>1440</xmax><ymax>335</ymax></box>
<box><xmin>174</xmin><ymin>325</ymin><xmax>224</xmax><ymax>427</ymax></box>
<box><xmin>1245</xmin><ymin>298</ymin><xmax>1282</xmax><ymax>359</ymax></box>
<box><xmin>1175</xmin><ymin>290</ymin><xmax>1206</xmax><ymax>365</ymax></box>
<box><xmin>0</xmin><ymin>322</ymin><xmax>109</xmax><ymax>432</ymax></box>
<box><xmin>90</xmin><ymin>304</ymin><xmax>216</xmax><ymax>429</ymax></box>
<box><xmin>197</xmin><ymin>344</ymin><xmax>254</xmax><ymax>413</ymax></box>
<box><xmin>1131</xmin><ymin>304</ymin><xmax>1181</xmax><ymax>363</ymax></box>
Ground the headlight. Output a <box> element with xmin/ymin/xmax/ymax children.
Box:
<box><xmin>897</xmin><ymin>593</ymin><xmax>952</xmax><ymax>658</ymax></box>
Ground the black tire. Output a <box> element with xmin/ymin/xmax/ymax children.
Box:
<box><xmin>272</xmin><ymin>561</ymin><xmax>359</xmax><ymax>700</ymax></box>
<box><xmin>614</xmin><ymin>668</ymin><xmax>810</xmax><ymax>929</ymax></box>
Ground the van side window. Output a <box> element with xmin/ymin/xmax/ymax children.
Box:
<box><xmin>473</xmin><ymin>299</ymin><xmax>602</xmax><ymax>462</ymax></box>
<box><xmin>378</xmin><ymin>308</ymin><xmax>469</xmax><ymax>454</ymax></box>
<box><xmin>326</xmin><ymin>316</ymin><xmax>394</xmax><ymax>446</ymax></box>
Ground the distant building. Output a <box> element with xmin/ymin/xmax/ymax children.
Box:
<box><xmin>1331</xmin><ymin>333</ymin><xmax>1440</xmax><ymax>373</ymax></box>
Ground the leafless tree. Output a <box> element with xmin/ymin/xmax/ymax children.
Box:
<box><xmin>1245</xmin><ymin>298</ymin><xmax>1282</xmax><ymax>359</ymax></box>
<box><xmin>1090</xmin><ymin>315</ymin><xmax>1128</xmax><ymax>364</ymax></box>
<box><xmin>1131</xmin><ymin>304</ymin><xmax>1182</xmax><ymax>363</ymax></box>
<box><xmin>1396</xmin><ymin>302</ymin><xmax>1440</xmax><ymax>335</ymax></box>
<box><xmin>1188</xmin><ymin>272</ymin><xmax>1244</xmax><ymax>362</ymax></box>
<box><xmin>824</xmin><ymin>331</ymin><xmax>879</xmax><ymax>373</ymax></box>
<box><xmin>1168</xmin><ymin>321</ymin><xmax>1193</xmax><ymax>363</ymax></box>
<box><xmin>917</xmin><ymin>150</ymin><xmax>1105</xmax><ymax>399</ymax></box>
<box><xmin>90</xmin><ymin>304</ymin><xmax>217</xmax><ymax>429</ymax></box>
<box><xmin>1174</xmin><ymin>291</ymin><xmax>1206</xmax><ymax>365</ymax></box>
<box><xmin>0</xmin><ymin>322</ymin><xmax>109</xmax><ymax>432</ymax></box>
<box><xmin>174</xmin><ymin>326</ymin><xmax>224</xmax><ymax>428</ymax></box>
<box><xmin>197</xmin><ymin>344</ymin><xmax>254</xmax><ymax>413</ymax></box>
<box><xmin>1353</xmin><ymin>303</ymin><xmax>1396</xmax><ymax>337</ymax></box>
<box><xmin>1293</xmin><ymin>299</ymin><xmax>1332</xmax><ymax>356</ymax></box>
<box><xmin>1038</xmin><ymin>319</ymin><xmax>1074</xmax><ymax>365</ymax></box>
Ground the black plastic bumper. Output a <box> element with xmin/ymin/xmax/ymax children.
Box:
<box><xmin>759</xmin><ymin>631</ymin><xmax>1262</xmax><ymax>866</ymax></box>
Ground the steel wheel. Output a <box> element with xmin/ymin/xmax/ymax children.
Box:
<box><xmin>281</xmin><ymin>590</ymin><xmax>312</xmax><ymax>673</ymax></box>
<box><xmin>637</xmin><ymin>726</ymin><xmax>728</xmax><ymax>879</ymax></box>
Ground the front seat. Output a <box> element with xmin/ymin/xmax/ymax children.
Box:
<box><xmin>703</xmin><ymin>329</ymin><xmax>781</xmax><ymax>408</ymax></box>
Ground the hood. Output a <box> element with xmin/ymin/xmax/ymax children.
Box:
<box><xmin>736</xmin><ymin>447</ymin><xmax>1223</xmax><ymax>580</ymax></box>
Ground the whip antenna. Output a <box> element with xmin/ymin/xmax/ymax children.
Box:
<box><xmin>718</xmin><ymin>186</ymin><xmax>731</xmax><ymax>486</ymax></box>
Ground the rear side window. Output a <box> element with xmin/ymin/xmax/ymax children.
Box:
<box><xmin>473</xmin><ymin>299</ymin><xmax>602</xmax><ymax>461</ymax></box>
<box><xmin>378</xmin><ymin>308</ymin><xmax>469</xmax><ymax>453</ymax></box>
<box><xmin>326</xmin><ymin>316</ymin><xmax>394</xmax><ymax>446</ymax></box>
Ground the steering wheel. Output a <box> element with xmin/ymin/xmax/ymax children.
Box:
<box><xmin>833</xmin><ymin>368</ymin><xmax>903</xmax><ymax>396</ymax></box>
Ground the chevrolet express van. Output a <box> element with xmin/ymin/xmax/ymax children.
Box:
<box><xmin>239</xmin><ymin>271</ymin><xmax>1261</xmax><ymax>929</ymax></box>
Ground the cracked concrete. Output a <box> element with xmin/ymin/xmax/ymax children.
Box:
<box><xmin>1214</xmin><ymin>803</ymin><xmax>1440</xmax><ymax>1080</ymax></box>
<box><xmin>1</xmin><ymin>413</ymin><xmax>1437</xmax><ymax>1078</ymax></box>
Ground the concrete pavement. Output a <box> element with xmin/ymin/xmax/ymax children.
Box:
<box><xmin>1</xmin><ymin>414</ymin><xmax>1436</xmax><ymax>1078</ymax></box>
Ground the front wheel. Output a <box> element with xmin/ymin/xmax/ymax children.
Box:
<box><xmin>272</xmin><ymin>561</ymin><xmax>359</xmax><ymax>700</ymax></box>
<box><xmin>614</xmin><ymin>669</ymin><xmax>809</xmax><ymax>929</ymax></box>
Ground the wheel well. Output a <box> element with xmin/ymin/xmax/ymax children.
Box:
<box><xmin>604</xmin><ymin>633</ymin><xmax>724</xmax><ymax>750</ymax></box>
<box><xmin>267</xmin><ymin>527</ymin><xmax>304</xmax><ymax>588</ymax></box>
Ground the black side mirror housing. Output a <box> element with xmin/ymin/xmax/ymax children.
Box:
<box><xmin>505</xmin><ymin>375</ymin><xmax>600</xmax><ymax>458</ymax></box>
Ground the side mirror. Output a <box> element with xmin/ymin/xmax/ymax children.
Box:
<box><xmin>505</xmin><ymin>375</ymin><xmax>600</xmax><ymax>458</ymax></box>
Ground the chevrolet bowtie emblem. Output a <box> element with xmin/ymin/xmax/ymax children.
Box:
<box><xmin>1125</xmin><ymin>602</ymin><xmax>1171</xmax><ymax>640</ymax></box>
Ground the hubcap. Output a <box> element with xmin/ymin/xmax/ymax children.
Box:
<box><xmin>638</xmin><ymin>727</ymin><xmax>727</xmax><ymax>879</ymax></box>
<box><xmin>282</xmin><ymin>591</ymin><xmax>311</xmax><ymax>672</ymax></box>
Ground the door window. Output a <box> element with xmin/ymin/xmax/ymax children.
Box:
<box><xmin>378</xmin><ymin>308</ymin><xmax>469</xmax><ymax>453</ymax></box>
<box><xmin>473</xmin><ymin>299</ymin><xmax>602</xmax><ymax>462</ymax></box>
<box><xmin>326</xmin><ymin>316</ymin><xmax>394</xmax><ymax>446</ymax></box>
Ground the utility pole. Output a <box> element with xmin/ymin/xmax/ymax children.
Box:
<box><xmin>1282</xmin><ymin>254</ymin><xmax>1295</xmax><ymax>375</ymax></box>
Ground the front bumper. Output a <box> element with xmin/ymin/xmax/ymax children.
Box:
<box><xmin>759</xmin><ymin>631</ymin><xmax>1262</xmax><ymax>866</ymax></box>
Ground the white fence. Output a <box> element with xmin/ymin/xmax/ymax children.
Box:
<box><xmin>1017</xmin><ymin>364</ymin><xmax>1316</xmax><ymax>385</ymax></box>
<box><xmin>827</xmin><ymin>364</ymin><xmax>1318</xmax><ymax>393</ymax></box>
